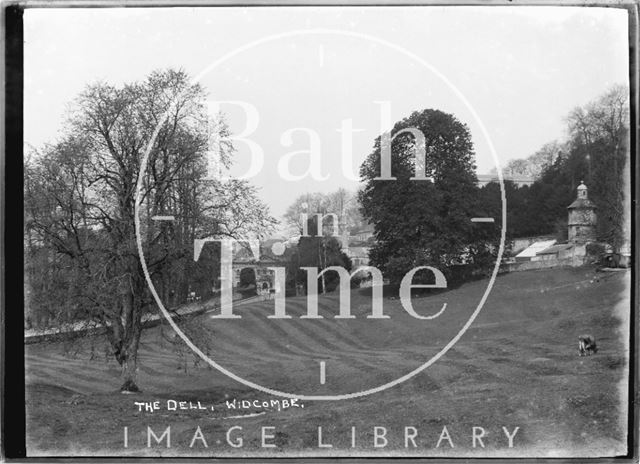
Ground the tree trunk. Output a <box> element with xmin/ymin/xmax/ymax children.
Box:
<box><xmin>115</xmin><ymin>274</ymin><xmax>144</xmax><ymax>393</ymax></box>
<box><xmin>120</xmin><ymin>347</ymin><xmax>140</xmax><ymax>393</ymax></box>
<box><xmin>118</xmin><ymin>319</ymin><xmax>142</xmax><ymax>392</ymax></box>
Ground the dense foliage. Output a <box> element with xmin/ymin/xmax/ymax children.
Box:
<box><xmin>358</xmin><ymin>109</ymin><xmax>501</xmax><ymax>287</ymax></box>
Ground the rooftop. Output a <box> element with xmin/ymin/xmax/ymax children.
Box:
<box><xmin>567</xmin><ymin>198</ymin><xmax>596</xmax><ymax>209</ymax></box>
<box><xmin>514</xmin><ymin>239</ymin><xmax>557</xmax><ymax>258</ymax></box>
<box><xmin>537</xmin><ymin>243</ymin><xmax>573</xmax><ymax>255</ymax></box>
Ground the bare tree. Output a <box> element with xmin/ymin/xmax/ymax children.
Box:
<box><xmin>24</xmin><ymin>69</ymin><xmax>275</xmax><ymax>391</ymax></box>
<box><xmin>282</xmin><ymin>189</ymin><xmax>363</xmax><ymax>237</ymax></box>
<box><xmin>566</xmin><ymin>84</ymin><xmax>630</xmax><ymax>252</ymax></box>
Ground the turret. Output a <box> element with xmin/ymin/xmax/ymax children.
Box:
<box><xmin>567</xmin><ymin>181</ymin><xmax>597</xmax><ymax>244</ymax></box>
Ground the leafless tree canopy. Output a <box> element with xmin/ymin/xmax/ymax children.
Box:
<box><xmin>24</xmin><ymin>69</ymin><xmax>276</xmax><ymax>391</ymax></box>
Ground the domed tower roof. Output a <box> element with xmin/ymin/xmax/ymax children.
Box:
<box><xmin>568</xmin><ymin>181</ymin><xmax>596</xmax><ymax>209</ymax></box>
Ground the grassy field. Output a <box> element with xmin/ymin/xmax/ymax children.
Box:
<box><xmin>25</xmin><ymin>266</ymin><xmax>631</xmax><ymax>457</ymax></box>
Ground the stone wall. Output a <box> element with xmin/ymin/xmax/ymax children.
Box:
<box><xmin>500</xmin><ymin>257</ymin><xmax>577</xmax><ymax>273</ymax></box>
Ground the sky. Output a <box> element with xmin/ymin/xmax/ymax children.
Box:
<box><xmin>24</xmin><ymin>6</ymin><xmax>630</xmax><ymax>219</ymax></box>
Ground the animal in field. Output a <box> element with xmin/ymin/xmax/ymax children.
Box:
<box><xmin>578</xmin><ymin>334</ymin><xmax>597</xmax><ymax>356</ymax></box>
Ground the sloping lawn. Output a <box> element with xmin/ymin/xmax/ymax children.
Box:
<box><xmin>25</xmin><ymin>266</ymin><xmax>630</xmax><ymax>457</ymax></box>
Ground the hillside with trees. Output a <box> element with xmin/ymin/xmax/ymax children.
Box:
<box><xmin>480</xmin><ymin>85</ymin><xmax>630</xmax><ymax>249</ymax></box>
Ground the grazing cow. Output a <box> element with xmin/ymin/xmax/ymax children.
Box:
<box><xmin>578</xmin><ymin>335</ymin><xmax>597</xmax><ymax>356</ymax></box>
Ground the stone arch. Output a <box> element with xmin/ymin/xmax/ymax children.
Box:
<box><xmin>233</xmin><ymin>264</ymin><xmax>259</xmax><ymax>288</ymax></box>
<box><xmin>231</xmin><ymin>261</ymin><xmax>279</xmax><ymax>298</ymax></box>
<box><xmin>234</xmin><ymin>266</ymin><xmax>258</xmax><ymax>299</ymax></box>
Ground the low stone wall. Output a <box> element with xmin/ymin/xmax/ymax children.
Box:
<box><xmin>24</xmin><ymin>294</ymin><xmax>266</xmax><ymax>345</ymax></box>
<box><xmin>24</xmin><ymin>301</ymin><xmax>213</xmax><ymax>345</ymax></box>
<box><xmin>500</xmin><ymin>257</ymin><xmax>579</xmax><ymax>273</ymax></box>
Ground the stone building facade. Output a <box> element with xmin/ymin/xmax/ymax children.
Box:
<box><xmin>567</xmin><ymin>181</ymin><xmax>597</xmax><ymax>244</ymax></box>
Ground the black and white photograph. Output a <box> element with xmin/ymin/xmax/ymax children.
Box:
<box><xmin>4</xmin><ymin>1</ymin><xmax>637</xmax><ymax>459</ymax></box>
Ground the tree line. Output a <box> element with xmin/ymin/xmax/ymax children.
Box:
<box><xmin>285</xmin><ymin>85</ymin><xmax>629</xmax><ymax>292</ymax></box>
<box><xmin>479</xmin><ymin>85</ymin><xmax>629</xmax><ymax>248</ymax></box>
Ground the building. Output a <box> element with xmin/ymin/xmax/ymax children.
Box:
<box><xmin>337</xmin><ymin>217</ymin><xmax>375</xmax><ymax>272</ymax></box>
<box><xmin>567</xmin><ymin>181</ymin><xmax>597</xmax><ymax>244</ymax></box>
<box><xmin>505</xmin><ymin>182</ymin><xmax>599</xmax><ymax>270</ymax></box>
<box><xmin>350</xmin><ymin>224</ymin><xmax>375</xmax><ymax>243</ymax></box>
<box><xmin>535</xmin><ymin>243</ymin><xmax>575</xmax><ymax>261</ymax></box>
<box><xmin>476</xmin><ymin>174</ymin><xmax>535</xmax><ymax>188</ymax></box>
<box><xmin>511</xmin><ymin>235</ymin><xmax>556</xmax><ymax>255</ymax></box>
<box><xmin>514</xmin><ymin>239</ymin><xmax>557</xmax><ymax>262</ymax></box>
<box><xmin>344</xmin><ymin>246</ymin><xmax>371</xmax><ymax>269</ymax></box>
<box><xmin>230</xmin><ymin>240</ymin><xmax>285</xmax><ymax>298</ymax></box>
